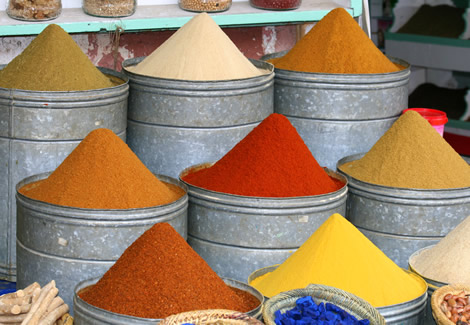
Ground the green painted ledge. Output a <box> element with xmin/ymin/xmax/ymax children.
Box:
<box><xmin>0</xmin><ymin>0</ymin><xmax>361</xmax><ymax>36</ymax></box>
<box><xmin>385</xmin><ymin>32</ymin><xmax>470</xmax><ymax>48</ymax></box>
<box><xmin>448</xmin><ymin>119</ymin><xmax>470</xmax><ymax>130</ymax></box>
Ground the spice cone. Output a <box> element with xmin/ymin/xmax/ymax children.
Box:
<box><xmin>271</xmin><ymin>8</ymin><xmax>400</xmax><ymax>74</ymax></box>
<box><xmin>128</xmin><ymin>12</ymin><xmax>262</xmax><ymax>81</ymax></box>
<box><xmin>19</xmin><ymin>128</ymin><xmax>184</xmax><ymax>209</ymax></box>
<box><xmin>0</xmin><ymin>24</ymin><xmax>113</xmax><ymax>91</ymax></box>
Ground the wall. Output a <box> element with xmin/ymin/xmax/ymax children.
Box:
<box><xmin>0</xmin><ymin>24</ymin><xmax>300</xmax><ymax>70</ymax></box>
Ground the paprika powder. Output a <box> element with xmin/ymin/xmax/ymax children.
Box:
<box><xmin>182</xmin><ymin>113</ymin><xmax>343</xmax><ymax>197</ymax></box>
<box><xmin>269</xmin><ymin>8</ymin><xmax>400</xmax><ymax>74</ymax></box>
<box><xmin>79</xmin><ymin>222</ymin><xmax>260</xmax><ymax>318</ymax></box>
<box><xmin>19</xmin><ymin>128</ymin><xmax>184</xmax><ymax>209</ymax></box>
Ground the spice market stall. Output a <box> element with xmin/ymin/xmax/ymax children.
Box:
<box><xmin>0</xmin><ymin>2</ymin><xmax>469</xmax><ymax>325</ymax></box>
<box><xmin>15</xmin><ymin>128</ymin><xmax>187</xmax><ymax>313</ymax></box>
<box><xmin>264</xmin><ymin>7</ymin><xmax>409</xmax><ymax>170</ymax></box>
<box><xmin>0</xmin><ymin>0</ymin><xmax>364</xmax><ymax>283</ymax></box>
<box><xmin>337</xmin><ymin>110</ymin><xmax>470</xmax><ymax>268</ymax></box>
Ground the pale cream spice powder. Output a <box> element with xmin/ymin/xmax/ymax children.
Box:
<box><xmin>410</xmin><ymin>215</ymin><xmax>470</xmax><ymax>285</ymax></box>
<box><xmin>128</xmin><ymin>12</ymin><xmax>264</xmax><ymax>81</ymax></box>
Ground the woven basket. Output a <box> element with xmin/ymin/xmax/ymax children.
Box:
<box><xmin>431</xmin><ymin>284</ymin><xmax>470</xmax><ymax>325</ymax></box>
<box><xmin>159</xmin><ymin>309</ymin><xmax>264</xmax><ymax>325</ymax></box>
<box><xmin>262</xmin><ymin>284</ymin><xmax>386</xmax><ymax>325</ymax></box>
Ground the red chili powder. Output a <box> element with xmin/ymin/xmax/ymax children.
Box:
<box><xmin>182</xmin><ymin>113</ymin><xmax>343</xmax><ymax>197</ymax></box>
<box><xmin>19</xmin><ymin>128</ymin><xmax>184</xmax><ymax>209</ymax></box>
<box><xmin>79</xmin><ymin>223</ymin><xmax>259</xmax><ymax>318</ymax></box>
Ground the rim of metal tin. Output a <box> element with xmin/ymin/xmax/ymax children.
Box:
<box><xmin>73</xmin><ymin>276</ymin><xmax>264</xmax><ymax>322</ymax></box>
<box><xmin>247</xmin><ymin>264</ymin><xmax>279</xmax><ymax>293</ymax></box>
<box><xmin>15</xmin><ymin>171</ymin><xmax>188</xmax><ymax>220</ymax></box>
<box><xmin>463</xmin><ymin>155</ymin><xmax>470</xmax><ymax>164</ymax></box>
<box><xmin>121</xmin><ymin>57</ymin><xmax>274</xmax><ymax>89</ymax></box>
<box><xmin>337</xmin><ymin>152</ymin><xmax>470</xmax><ymax>197</ymax></box>
<box><xmin>408</xmin><ymin>245</ymin><xmax>448</xmax><ymax>290</ymax></box>
<box><xmin>376</xmin><ymin>273</ymin><xmax>428</xmax><ymax>320</ymax></box>
<box><xmin>248</xmin><ymin>264</ymin><xmax>428</xmax><ymax>312</ymax></box>
<box><xmin>179</xmin><ymin>162</ymin><xmax>348</xmax><ymax>206</ymax></box>
<box><xmin>261</xmin><ymin>50</ymin><xmax>410</xmax><ymax>84</ymax></box>
<box><xmin>0</xmin><ymin>66</ymin><xmax>129</xmax><ymax>97</ymax></box>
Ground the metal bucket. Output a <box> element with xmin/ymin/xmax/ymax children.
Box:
<box><xmin>16</xmin><ymin>172</ymin><xmax>188</xmax><ymax>314</ymax></box>
<box><xmin>180</xmin><ymin>162</ymin><xmax>348</xmax><ymax>282</ymax></box>
<box><xmin>337</xmin><ymin>153</ymin><xmax>470</xmax><ymax>269</ymax></box>
<box><xmin>122</xmin><ymin>57</ymin><xmax>274</xmax><ymax>179</ymax></box>
<box><xmin>288</xmin><ymin>116</ymin><xmax>398</xmax><ymax>171</ymax></box>
<box><xmin>73</xmin><ymin>276</ymin><xmax>264</xmax><ymax>324</ymax></box>
<box><xmin>249</xmin><ymin>264</ymin><xmax>427</xmax><ymax>325</ymax></box>
<box><xmin>262</xmin><ymin>51</ymin><xmax>409</xmax><ymax>170</ymax></box>
<box><xmin>0</xmin><ymin>67</ymin><xmax>129</xmax><ymax>281</ymax></box>
<box><xmin>247</xmin><ymin>264</ymin><xmax>278</xmax><ymax>302</ymax></box>
<box><xmin>376</xmin><ymin>281</ymin><xmax>428</xmax><ymax>325</ymax></box>
<box><xmin>409</xmin><ymin>245</ymin><xmax>448</xmax><ymax>325</ymax></box>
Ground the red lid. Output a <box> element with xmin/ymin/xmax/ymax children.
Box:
<box><xmin>403</xmin><ymin>108</ymin><xmax>448</xmax><ymax>126</ymax></box>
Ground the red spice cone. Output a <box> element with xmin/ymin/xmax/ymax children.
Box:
<box><xmin>183</xmin><ymin>113</ymin><xmax>342</xmax><ymax>197</ymax></box>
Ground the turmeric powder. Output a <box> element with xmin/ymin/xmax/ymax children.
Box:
<box><xmin>270</xmin><ymin>8</ymin><xmax>400</xmax><ymax>74</ymax></box>
<box><xmin>250</xmin><ymin>213</ymin><xmax>426</xmax><ymax>307</ymax></box>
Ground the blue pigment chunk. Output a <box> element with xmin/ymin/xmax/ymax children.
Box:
<box><xmin>274</xmin><ymin>296</ymin><xmax>371</xmax><ymax>325</ymax></box>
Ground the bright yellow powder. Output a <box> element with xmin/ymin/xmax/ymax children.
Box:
<box><xmin>250</xmin><ymin>213</ymin><xmax>426</xmax><ymax>307</ymax></box>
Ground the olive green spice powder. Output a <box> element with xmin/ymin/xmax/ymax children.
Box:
<box><xmin>339</xmin><ymin>110</ymin><xmax>470</xmax><ymax>189</ymax></box>
<box><xmin>0</xmin><ymin>24</ymin><xmax>114</xmax><ymax>91</ymax></box>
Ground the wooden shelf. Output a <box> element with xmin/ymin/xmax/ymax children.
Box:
<box><xmin>0</xmin><ymin>0</ymin><xmax>361</xmax><ymax>36</ymax></box>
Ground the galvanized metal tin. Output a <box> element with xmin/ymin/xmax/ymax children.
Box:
<box><xmin>180</xmin><ymin>163</ymin><xmax>348</xmax><ymax>282</ymax></box>
<box><xmin>247</xmin><ymin>264</ymin><xmax>277</xmax><ymax>302</ymax></box>
<box><xmin>73</xmin><ymin>276</ymin><xmax>264</xmax><ymax>324</ymax></box>
<box><xmin>249</xmin><ymin>264</ymin><xmax>427</xmax><ymax>325</ymax></box>
<box><xmin>261</xmin><ymin>52</ymin><xmax>409</xmax><ymax>170</ymax></box>
<box><xmin>337</xmin><ymin>153</ymin><xmax>470</xmax><ymax>269</ymax></box>
<box><xmin>0</xmin><ymin>67</ymin><xmax>129</xmax><ymax>281</ymax></box>
<box><xmin>262</xmin><ymin>51</ymin><xmax>410</xmax><ymax>120</ymax></box>
<box><xmin>376</xmin><ymin>282</ymin><xmax>428</xmax><ymax>325</ymax></box>
<box><xmin>122</xmin><ymin>57</ymin><xmax>274</xmax><ymax>178</ymax></box>
<box><xmin>16</xmin><ymin>172</ymin><xmax>188</xmax><ymax>314</ymax></box>
<box><xmin>288</xmin><ymin>115</ymin><xmax>398</xmax><ymax>171</ymax></box>
<box><xmin>408</xmin><ymin>245</ymin><xmax>447</xmax><ymax>325</ymax></box>
<box><xmin>247</xmin><ymin>264</ymin><xmax>278</xmax><ymax>286</ymax></box>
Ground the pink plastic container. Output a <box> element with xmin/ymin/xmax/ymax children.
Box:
<box><xmin>403</xmin><ymin>108</ymin><xmax>448</xmax><ymax>136</ymax></box>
